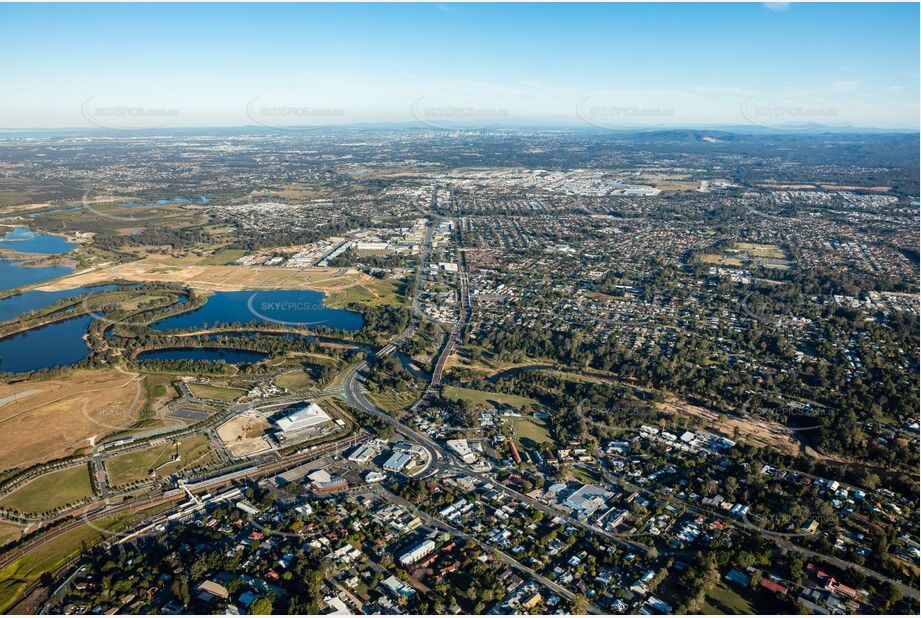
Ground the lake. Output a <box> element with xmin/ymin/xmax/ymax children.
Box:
<box><xmin>0</xmin><ymin>284</ymin><xmax>121</xmax><ymax>323</ymax></box>
<box><xmin>0</xmin><ymin>226</ymin><xmax>76</xmax><ymax>255</ymax></box>
<box><xmin>149</xmin><ymin>290</ymin><xmax>363</xmax><ymax>332</ymax></box>
<box><xmin>136</xmin><ymin>347</ymin><xmax>268</xmax><ymax>363</ymax></box>
<box><xmin>0</xmin><ymin>227</ymin><xmax>77</xmax><ymax>292</ymax></box>
<box><xmin>0</xmin><ymin>315</ymin><xmax>93</xmax><ymax>373</ymax></box>
<box><xmin>0</xmin><ymin>260</ymin><xmax>75</xmax><ymax>293</ymax></box>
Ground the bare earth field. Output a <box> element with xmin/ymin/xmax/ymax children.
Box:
<box><xmin>36</xmin><ymin>257</ymin><xmax>371</xmax><ymax>293</ymax></box>
<box><xmin>657</xmin><ymin>399</ymin><xmax>802</xmax><ymax>457</ymax></box>
<box><xmin>0</xmin><ymin>370</ymin><xmax>144</xmax><ymax>471</ymax></box>
<box><xmin>217</xmin><ymin>413</ymin><xmax>273</xmax><ymax>458</ymax></box>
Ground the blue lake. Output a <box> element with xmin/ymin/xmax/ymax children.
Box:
<box><xmin>136</xmin><ymin>347</ymin><xmax>268</xmax><ymax>363</ymax></box>
<box><xmin>0</xmin><ymin>260</ymin><xmax>74</xmax><ymax>292</ymax></box>
<box><xmin>149</xmin><ymin>290</ymin><xmax>363</xmax><ymax>332</ymax></box>
<box><xmin>0</xmin><ymin>226</ymin><xmax>76</xmax><ymax>255</ymax></box>
<box><xmin>0</xmin><ymin>315</ymin><xmax>93</xmax><ymax>373</ymax></box>
<box><xmin>0</xmin><ymin>285</ymin><xmax>121</xmax><ymax>323</ymax></box>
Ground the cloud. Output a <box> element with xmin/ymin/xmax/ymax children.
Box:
<box><xmin>763</xmin><ymin>2</ymin><xmax>791</xmax><ymax>11</ymax></box>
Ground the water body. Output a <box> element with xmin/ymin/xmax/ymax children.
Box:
<box><xmin>136</xmin><ymin>347</ymin><xmax>268</xmax><ymax>363</ymax></box>
<box><xmin>0</xmin><ymin>226</ymin><xmax>76</xmax><ymax>255</ymax></box>
<box><xmin>0</xmin><ymin>260</ymin><xmax>75</xmax><ymax>292</ymax></box>
<box><xmin>120</xmin><ymin>196</ymin><xmax>210</xmax><ymax>207</ymax></box>
<box><xmin>0</xmin><ymin>227</ymin><xmax>77</xmax><ymax>292</ymax></box>
<box><xmin>149</xmin><ymin>290</ymin><xmax>363</xmax><ymax>332</ymax></box>
<box><xmin>0</xmin><ymin>315</ymin><xmax>93</xmax><ymax>373</ymax></box>
<box><xmin>0</xmin><ymin>284</ymin><xmax>121</xmax><ymax>324</ymax></box>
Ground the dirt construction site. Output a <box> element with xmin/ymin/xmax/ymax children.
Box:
<box><xmin>216</xmin><ymin>412</ymin><xmax>274</xmax><ymax>458</ymax></box>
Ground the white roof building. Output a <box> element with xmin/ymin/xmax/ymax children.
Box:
<box><xmin>446</xmin><ymin>439</ymin><xmax>477</xmax><ymax>464</ymax></box>
<box><xmin>275</xmin><ymin>402</ymin><xmax>332</xmax><ymax>435</ymax></box>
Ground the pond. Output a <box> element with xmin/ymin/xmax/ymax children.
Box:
<box><xmin>136</xmin><ymin>347</ymin><xmax>268</xmax><ymax>363</ymax></box>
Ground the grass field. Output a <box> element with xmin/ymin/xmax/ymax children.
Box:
<box><xmin>324</xmin><ymin>278</ymin><xmax>405</xmax><ymax>308</ymax></box>
<box><xmin>276</xmin><ymin>370</ymin><xmax>314</xmax><ymax>390</ymax></box>
<box><xmin>0</xmin><ymin>522</ymin><xmax>24</xmax><ymax>547</ymax></box>
<box><xmin>443</xmin><ymin>386</ymin><xmax>537</xmax><ymax>410</ymax></box>
<box><xmin>0</xmin><ymin>504</ymin><xmax>174</xmax><ymax>613</ymax></box>
<box><xmin>734</xmin><ymin>242</ymin><xmax>787</xmax><ymax>260</ymax></box>
<box><xmin>198</xmin><ymin>248</ymin><xmax>248</xmax><ymax>265</ymax></box>
<box><xmin>563</xmin><ymin>463</ymin><xmax>601</xmax><ymax>484</ymax></box>
<box><xmin>0</xmin><ymin>465</ymin><xmax>94</xmax><ymax>515</ymax></box>
<box><xmin>367</xmin><ymin>389</ymin><xmax>420</xmax><ymax>413</ymax></box>
<box><xmin>703</xmin><ymin>582</ymin><xmax>765</xmax><ymax>614</ymax></box>
<box><xmin>105</xmin><ymin>435</ymin><xmax>217</xmax><ymax>487</ymax></box>
<box><xmin>187</xmin><ymin>382</ymin><xmax>245</xmax><ymax>401</ymax></box>
<box><xmin>508</xmin><ymin>415</ymin><xmax>556</xmax><ymax>452</ymax></box>
<box><xmin>697</xmin><ymin>253</ymin><xmax>744</xmax><ymax>267</ymax></box>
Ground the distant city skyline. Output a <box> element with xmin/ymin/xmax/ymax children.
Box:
<box><xmin>0</xmin><ymin>2</ymin><xmax>918</xmax><ymax>130</ymax></box>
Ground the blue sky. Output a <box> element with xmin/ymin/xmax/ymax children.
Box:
<box><xmin>0</xmin><ymin>2</ymin><xmax>917</xmax><ymax>129</ymax></box>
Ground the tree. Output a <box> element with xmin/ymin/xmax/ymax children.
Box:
<box><xmin>250</xmin><ymin>597</ymin><xmax>273</xmax><ymax>615</ymax></box>
<box><xmin>571</xmin><ymin>593</ymin><xmax>589</xmax><ymax>615</ymax></box>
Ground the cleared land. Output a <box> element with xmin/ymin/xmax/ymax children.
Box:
<box><xmin>105</xmin><ymin>436</ymin><xmax>217</xmax><ymax>487</ymax></box>
<box><xmin>37</xmin><ymin>257</ymin><xmax>369</xmax><ymax>293</ymax></box>
<box><xmin>658</xmin><ymin>399</ymin><xmax>801</xmax><ymax>457</ymax></box>
<box><xmin>0</xmin><ymin>466</ymin><xmax>94</xmax><ymax>515</ymax></box>
<box><xmin>217</xmin><ymin>414</ymin><xmax>273</xmax><ymax>458</ymax></box>
<box><xmin>444</xmin><ymin>386</ymin><xmax>537</xmax><ymax>410</ymax></box>
<box><xmin>0</xmin><ymin>522</ymin><xmax>23</xmax><ymax>547</ymax></box>
<box><xmin>0</xmin><ymin>370</ymin><xmax>145</xmax><ymax>472</ymax></box>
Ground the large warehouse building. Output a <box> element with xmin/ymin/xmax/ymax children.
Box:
<box><xmin>274</xmin><ymin>402</ymin><xmax>332</xmax><ymax>438</ymax></box>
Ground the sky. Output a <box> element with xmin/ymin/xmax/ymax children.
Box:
<box><xmin>0</xmin><ymin>2</ymin><xmax>918</xmax><ymax>130</ymax></box>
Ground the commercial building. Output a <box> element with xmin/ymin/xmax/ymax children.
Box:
<box><xmin>446</xmin><ymin>439</ymin><xmax>477</xmax><ymax>464</ymax></box>
<box><xmin>274</xmin><ymin>402</ymin><xmax>332</xmax><ymax>437</ymax></box>
<box><xmin>399</xmin><ymin>539</ymin><xmax>436</xmax><ymax>566</ymax></box>
<box><xmin>564</xmin><ymin>484</ymin><xmax>613</xmax><ymax>519</ymax></box>
<box><xmin>383</xmin><ymin>452</ymin><xmax>413</xmax><ymax>473</ymax></box>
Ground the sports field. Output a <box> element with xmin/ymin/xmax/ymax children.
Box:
<box><xmin>0</xmin><ymin>465</ymin><xmax>94</xmax><ymax>515</ymax></box>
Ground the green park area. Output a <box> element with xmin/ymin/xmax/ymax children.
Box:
<box><xmin>443</xmin><ymin>386</ymin><xmax>537</xmax><ymax>411</ymax></box>
<box><xmin>187</xmin><ymin>382</ymin><xmax>246</xmax><ymax>401</ymax></box>
<box><xmin>105</xmin><ymin>436</ymin><xmax>216</xmax><ymax>487</ymax></box>
<box><xmin>0</xmin><ymin>466</ymin><xmax>94</xmax><ymax>516</ymax></box>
